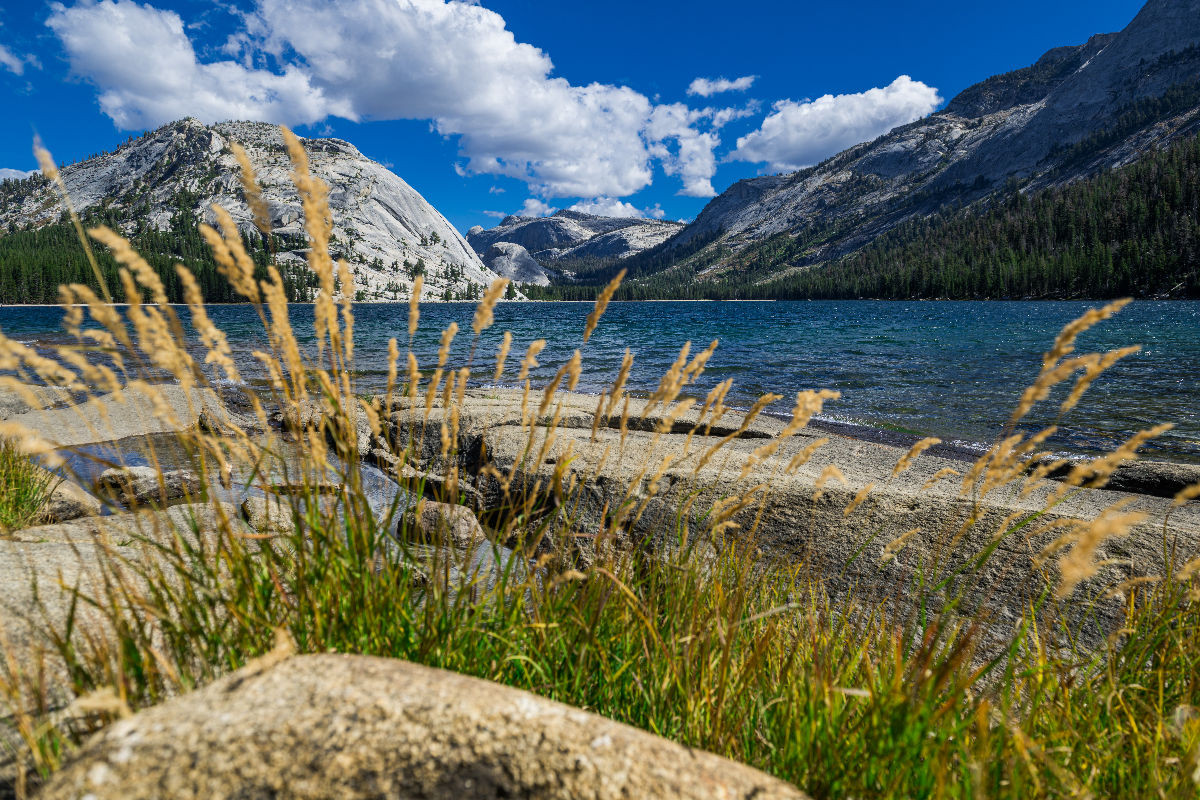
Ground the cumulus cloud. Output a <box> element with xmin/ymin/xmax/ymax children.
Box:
<box><xmin>520</xmin><ymin>198</ymin><xmax>557</xmax><ymax>217</ymax></box>
<box><xmin>568</xmin><ymin>197</ymin><xmax>665</xmax><ymax>219</ymax></box>
<box><xmin>731</xmin><ymin>75</ymin><xmax>941</xmax><ymax>172</ymax></box>
<box><xmin>46</xmin><ymin>0</ymin><xmax>340</xmax><ymax>128</ymax></box>
<box><xmin>0</xmin><ymin>168</ymin><xmax>36</xmax><ymax>180</ymax></box>
<box><xmin>47</xmin><ymin>0</ymin><xmax>727</xmax><ymax>200</ymax></box>
<box><xmin>687</xmin><ymin>75</ymin><xmax>756</xmax><ymax>97</ymax></box>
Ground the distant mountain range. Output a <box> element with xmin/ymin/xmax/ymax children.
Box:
<box><xmin>3</xmin><ymin>0</ymin><xmax>1196</xmax><ymax>304</ymax></box>
<box><xmin>0</xmin><ymin>119</ymin><xmax>504</xmax><ymax>302</ymax></box>
<box><xmin>522</xmin><ymin>0</ymin><xmax>1200</xmax><ymax>299</ymax></box>
<box><xmin>466</xmin><ymin>211</ymin><xmax>682</xmax><ymax>286</ymax></box>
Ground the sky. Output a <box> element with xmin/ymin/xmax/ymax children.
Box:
<box><xmin>0</xmin><ymin>0</ymin><xmax>1147</xmax><ymax>233</ymax></box>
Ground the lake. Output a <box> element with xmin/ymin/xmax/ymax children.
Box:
<box><xmin>3</xmin><ymin>299</ymin><xmax>1197</xmax><ymax>463</ymax></box>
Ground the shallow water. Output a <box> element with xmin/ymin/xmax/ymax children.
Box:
<box><xmin>4</xmin><ymin>300</ymin><xmax>1198</xmax><ymax>463</ymax></box>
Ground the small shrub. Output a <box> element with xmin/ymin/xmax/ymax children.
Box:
<box><xmin>0</xmin><ymin>438</ymin><xmax>55</xmax><ymax>532</ymax></box>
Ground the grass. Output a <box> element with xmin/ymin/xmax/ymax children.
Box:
<box><xmin>0</xmin><ymin>439</ymin><xmax>56</xmax><ymax>533</ymax></box>
<box><xmin>1</xmin><ymin>127</ymin><xmax>1199</xmax><ymax>798</ymax></box>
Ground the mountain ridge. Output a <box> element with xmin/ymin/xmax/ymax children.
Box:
<box><xmin>467</xmin><ymin>209</ymin><xmax>683</xmax><ymax>281</ymax></box>
<box><xmin>610</xmin><ymin>0</ymin><xmax>1200</xmax><ymax>293</ymax></box>
<box><xmin>0</xmin><ymin>119</ymin><xmax>504</xmax><ymax>301</ymax></box>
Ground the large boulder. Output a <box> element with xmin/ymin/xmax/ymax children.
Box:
<box><xmin>96</xmin><ymin>465</ymin><xmax>201</xmax><ymax>507</ymax></box>
<box><xmin>4</xmin><ymin>383</ymin><xmax>227</xmax><ymax>448</ymax></box>
<box><xmin>381</xmin><ymin>388</ymin><xmax>1200</xmax><ymax>643</ymax></box>
<box><xmin>37</xmin><ymin>653</ymin><xmax>806</xmax><ymax>799</ymax></box>
<box><xmin>398</xmin><ymin>500</ymin><xmax>487</xmax><ymax>548</ymax></box>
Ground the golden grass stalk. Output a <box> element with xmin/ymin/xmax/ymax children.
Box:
<box><xmin>473</xmin><ymin>278</ymin><xmax>509</xmax><ymax>336</ymax></box>
<box><xmin>408</xmin><ymin>274</ymin><xmax>424</xmax><ymax>341</ymax></box>
<box><xmin>880</xmin><ymin>527</ymin><xmax>920</xmax><ymax>563</ymax></box>
<box><xmin>811</xmin><ymin>464</ymin><xmax>847</xmax><ymax>502</ymax></box>
<box><xmin>517</xmin><ymin>339</ymin><xmax>546</xmax><ymax>383</ymax></box>
<box><xmin>892</xmin><ymin>437</ymin><xmax>941</xmax><ymax>478</ymax></box>
<box><xmin>844</xmin><ymin>483</ymin><xmax>875</xmax><ymax>517</ymax></box>
<box><xmin>230</xmin><ymin>141</ymin><xmax>272</xmax><ymax>238</ymax></box>
<box><xmin>493</xmin><ymin>331</ymin><xmax>513</xmax><ymax>382</ymax></box>
<box><xmin>583</xmin><ymin>268</ymin><xmax>626</xmax><ymax>344</ymax></box>
<box><xmin>437</xmin><ymin>322</ymin><xmax>458</xmax><ymax>368</ymax></box>
<box><xmin>1055</xmin><ymin>503</ymin><xmax>1149</xmax><ymax>599</ymax></box>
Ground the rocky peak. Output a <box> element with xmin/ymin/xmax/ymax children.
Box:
<box><xmin>0</xmin><ymin>119</ymin><xmax>507</xmax><ymax>301</ymax></box>
<box><xmin>468</xmin><ymin>209</ymin><xmax>683</xmax><ymax>270</ymax></box>
<box><xmin>649</xmin><ymin>0</ymin><xmax>1200</xmax><ymax>285</ymax></box>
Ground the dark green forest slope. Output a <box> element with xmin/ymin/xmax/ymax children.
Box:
<box><xmin>529</xmin><ymin>130</ymin><xmax>1200</xmax><ymax>301</ymax></box>
<box><xmin>0</xmin><ymin>185</ymin><xmax>314</xmax><ymax>304</ymax></box>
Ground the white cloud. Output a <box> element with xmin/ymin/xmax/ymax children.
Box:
<box><xmin>487</xmin><ymin>185</ymin><xmax>505</xmax><ymax>194</ymax></box>
<box><xmin>709</xmin><ymin>103</ymin><xmax>759</xmax><ymax>129</ymax></box>
<box><xmin>687</xmin><ymin>75</ymin><xmax>756</xmax><ymax>97</ymax></box>
<box><xmin>568</xmin><ymin>197</ymin><xmax>665</xmax><ymax>219</ymax></box>
<box><xmin>46</xmin><ymin>0</ymin><xmax>342</xmax><ymax>129</ymax></box>
<box><xmin>0</xmin><ymin>168</ymin><xmax>36</xmax><ymax>181</ymax></box>
<box><xmin>731</xmin><ymin>75</ymin><xmax>941</xmax><ymax>172</ymax></box>
<box><xmin>520</xmin><ymin>198</ymin><xmax>557</xmax><ymax>217</ymax></box>
<box><xmin>0</xmin><ymin>39</ymin><xmax>37</xmax><ymax>76</ymax></box>
<box><xmin>47</xmin><ymin>0</ymin><xmax>727</xmax><ymax>200</ymax></box>
<box><xmin>482</xmin><ymin>209</ymin><xmax>507</xmax><ymax>219</ymax></box>
<box><xmin>0</xmin><ymin>44</ymin><xmax>23</xmax><ymax>75</ymax></box>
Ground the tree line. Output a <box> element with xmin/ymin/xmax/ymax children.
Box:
<box><xmin>0</xmin><ymin>191</ymin><xmax>316</xmax><ymax>304</ymax></box>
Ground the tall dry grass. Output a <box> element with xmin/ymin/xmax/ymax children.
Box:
<box><xmin>0</xmin><ymin>126</ymin><xmax>1197</xmax><ymax>798</ymax></box>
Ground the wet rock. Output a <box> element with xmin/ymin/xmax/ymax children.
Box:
<box><xmin>96</xmin><ymin>466</ymin><xmax>201</xmax><ymax>507</ymax></box>
<box><xmin>1099</xmin><ymin>460</ymin><xmax>1200</xmax><ymax>499</ymax></box>
<box><xmin>37</xmin><ymin>653</ymin><xmax>806</xmax><ymax>800</ymax></box>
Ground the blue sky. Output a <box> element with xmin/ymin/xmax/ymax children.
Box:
<box><xmin>0</xmin><ymin>0</ymin><xmax>1146</xmax><ymax>233</ymax></box>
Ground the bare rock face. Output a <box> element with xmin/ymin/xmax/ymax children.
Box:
<box><xmin>467</xmin><ymin>209</ymin><xmax>683</xmax><ymax>268</ymax></box>
<box><xmin>657</xmin><ymin>0</ymin><xmax>1200</xmax><ymax>281</ymax></box>
<box><xmin>0</xmin><ymin>119</ymin><xmax>507</xmax><ymax>301</ymax></box>
<box><xmin>37</xmin><ymin>654</ymin><xmax>807</xmax><ymax>800</ymax></box>
<box><xmin>481</xmin><ymin>241</ymin><xmax>552</xmax><ymax>286</ymax></box>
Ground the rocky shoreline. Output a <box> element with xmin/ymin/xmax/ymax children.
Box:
<box><xmin>2</xmin><ymin>378</ymin><xmax>1198</xmax><ymax>798</ymax></box>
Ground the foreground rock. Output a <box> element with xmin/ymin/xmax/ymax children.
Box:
<box><xmin>0</xmin><ymin>504</ymin><xmax>251</xmax><ymax>699</ymax></box>
<box><xmin>36</xmin><ymin>468</ymin><xmax>103</xmax><ymax>522</ymax></box>
<box><xmin>4</xmin><ymin>383</ymin><xmax>227</xmax><ymax>448</ymax></box>
<box><xmin>96</xmin><ymin>465</ymin><xmax>201</xmax><ymax>507</ymax></box>
<box><xmin>38</xmin><ymin>653</ymin><xmax>806</xmax><ymax>800</ymax></box>
<box><xmin>398</xmin><ymin>500</ymin><xmax>487</xmax><ymax>548</ymax></box>
<box><xmin>382</xmin><ymin>389</ymin><xmax>1200</xmax><ymax>641</ymax></box>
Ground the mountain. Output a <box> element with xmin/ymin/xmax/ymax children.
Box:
<box><xmin>467</xmin><ymin>210</ymin><xmax>683</xmax><ymax>279</ymax></box>
<box><xmin>0</xmin><ymin>119</ymin><xmax>503</xmax><ymax>301</ymax></box>
<box><xmin>480</xmin><ymin>242</ymin><xmax>555</xmax><ymax>286</ymax></box>
<box><xmin>609</xmin><ymin>0</ymin><xmax>1200</xmax><ymax>295</ymax></box>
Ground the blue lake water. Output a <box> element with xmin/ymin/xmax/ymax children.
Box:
<box><xmin>2</xmin><ymin>300</ymin><xmax>1198</xmax><ymax>463</ymax></box>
